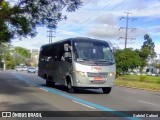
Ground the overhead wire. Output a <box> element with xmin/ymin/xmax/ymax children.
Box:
<box><xmin>57</xmin><ymin>0</ymin><xmax>125</xmax><ymax>39</ymax></box>
<box><xmin>61</xmin><ymin>0</ymin><xmax>113</xmax><ymax>30</ymax></box>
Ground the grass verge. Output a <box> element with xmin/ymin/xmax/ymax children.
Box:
<box><xmin>118</xmin><ymin>75</ymin><xmax>160</xmax><ymax>84</ymax></box>
<box><xmin>115</xmin><ymin>79</ymin><xmax>160</xmax><ymax>91</ymax></box>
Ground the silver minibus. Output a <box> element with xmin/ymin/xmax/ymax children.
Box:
<box><xmin>38</xmin><ymin>37</ymin><xmax>116</xmax><ymax>94</ymax></box>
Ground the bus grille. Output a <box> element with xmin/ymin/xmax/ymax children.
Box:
<box><xmin>87</xmin><ymin>72</ymin><xmax>107</xmax><ymax>78</ymax></box>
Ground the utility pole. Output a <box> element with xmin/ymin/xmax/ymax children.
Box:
<box><xmin>47</xmin><ymin>29</ymin><xmax>55</xmax><ymax>43</ymax></box>
<box><xmin>119</xmin><ymin>12</ymin><xmax>136</xmax><ymax>49</ymax></box>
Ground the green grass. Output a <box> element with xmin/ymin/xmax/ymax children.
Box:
<box><xmin>115</xmin><ymin>75</ymin><xmax>160</xmax><ymax>91</ymax></box>
<box><xmin>118</xmin><ymin>75</ymin><xmax>160</xmax><ymax>84</ymax></box>
<box><xmin>115</xmin><ymin>79</ymin><xmax>160</xmax><ymax>91</ymax></box>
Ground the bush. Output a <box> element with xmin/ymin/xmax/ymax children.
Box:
<box><xmin>156</xmin><ymin>80</ymin><xmax>160</xmax><ymax>84</ymax></box>
<box><xmin>139</xmin><ymin>75</ymin><xmax>146</xmax><ymax>82</ymax></box>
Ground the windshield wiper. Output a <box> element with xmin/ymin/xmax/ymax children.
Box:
<box><xmin>95</xmin><ymin>60</ymin><xmax>114</xmax><ymax>64</ymax></box>
<box><xmin>77</xmin><ymin>58</ymin><xmax>91</xmax><ymax>61</ymax></box>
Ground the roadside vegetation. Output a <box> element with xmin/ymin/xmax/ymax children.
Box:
<box><xmin>117</xmin><ymin>75</ymin><xmax>160</xmax><ymax>83</ymax></box>
<box><xmin>115</xmin><ymin>75</ymin><xmax>160</xmax><ymax>91</ymax></box>
<box><xmin>0</xmin><ymin>0</ymin><xmax>82</xmax><ymax>70</ymax></box>
<box><xmin>115</xmin><ymin>34</ymin><xmax>160</xmax><ymax>91</ymax></box>
<box><xmin>0</xmin><ymin>0</ymin><xmax>82</xmax><ymax>43</ymax></box>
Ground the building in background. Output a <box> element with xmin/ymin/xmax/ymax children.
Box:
<box><xmin>155</xmin><ymin>54</ymin><xmax>160</xmax><ymax>64</ymax></box>
<box><xmin>30</xmin><ymin>49</ymin><xmax>39</xmax><ymax>67</ymax></box>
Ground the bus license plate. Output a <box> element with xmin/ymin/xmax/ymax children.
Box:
<box><xmin>94</xmin><ymin>77</ymin><xmax>102</xmax><ymax>80</ymax></box>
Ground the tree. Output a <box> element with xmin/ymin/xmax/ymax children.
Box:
<box><xmin>14</xmin><ymin>46</ymin><xmax>31</xmax><ymax>66</ymax></box>
<box><xmin>15</xmin><ymin>47</ymin><xmax>31</xmax><ymax>58</ymax></box>
<box><xmin>141</xmin><ymin>34</ymin><xmax>156</xmax><ymax>61</ymax></box>
<box><xmin>115</xmin><ymin>48</ymin><xmax>142</xmax><ymax>75</ymax></box>
<box><xmin>0</xmin><ymin>0</ymin><xmax>82</xmax><ymax>43</ymax></box>
<box><xmin>135</xmin><ymin>48</ymin><xmax>150</xmax><ymax>71</ymax></box>
<box><xmin>0</xmin><ymin>43</ymin><xmax>15</xmax><ymax>70</ymax></box>
<box><xmin>0</xmin><ymin>43</ymin><xmax>31</xmax><ymax>69</ymax></box>
<box><xmin>155</xmin><ymin>64</ymin><xmax>160</xmax><ymax>69</ymax></box>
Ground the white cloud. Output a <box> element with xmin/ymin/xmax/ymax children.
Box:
<box><xmin>12</xmin><ymin>35</ymin><xmax>48</xmax><ymax>50</ymax></box>
<box><xmin>57</xmin><ymin>30</ymin><xmax>79</xmax><ymax>36</ymax></box>
<box><xmin>87</xmin><ymin>24</ymin><xmax>120</xmax><ymax>39</ymax></box>
<box><xmin>155</xmin><ymin>43</ymin><xmax>160</xmax><ymax>54</ymax></box>
<box><xmin>96</xmin><ymin>14</ymin><xmax>116</xmax><ymax>25</ymax></box>
<box><xmin>9</xmin><ymin>0</ymin><xmax>160</xmax><ymax>54</ymax></box>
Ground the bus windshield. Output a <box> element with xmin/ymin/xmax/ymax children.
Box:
<box><xmin>73</xmin><ymin>40</ymin><xmax>114</xmax><ymax>64</ymax></box>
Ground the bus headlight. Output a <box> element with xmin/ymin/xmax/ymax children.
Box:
<box><xmin>74</xmin><ymin>71</ymin><xmax>85</xmax><ymax>77</ymax></box>
<box><xmin>109</xmin><ymin>72</ymin><xmax>115</xmax><ymax>77</ymax></box>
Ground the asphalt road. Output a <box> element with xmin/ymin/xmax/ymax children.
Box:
<box><xmin>0</xmin><ymin>71</ymin><xmax>160</xmax><ymax>120</ymax></box>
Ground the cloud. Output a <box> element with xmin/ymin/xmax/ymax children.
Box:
<box><xmin>151</xmin><ymin>26</ymin><xmax>160</xmax><ymax>33</ymax></box>
<box><xmin>86</xmin><ymin>13</ymin><xmax>119</xmax><ymax>39</ymax></box>
<box><xmin>57</xmin><ymin>30</ymin><xmax>79</xmax><ymax>36</ymax></box>
<box><xmin>12</xmin><ymin>35</ymin><xmax>48</xmax><ymax>50</ymax></box>
<box><xmin>155</xmin><ymin>43</ymin><xmax>160</xmax><ymax>54</ymax></box>
<box><xmin>96</xmin><ymin>14</ymin><xmax>116</xmax><ymax>25</ymax></box>
<box><xmin>10</xmin><ymin>0</ymin><xmax>160</xmax><ymax>55</ymax></box>
<box><xmin>87</xmin><ymin>24</ymin><xmax>120</xmax><ymax>39</ymax></box>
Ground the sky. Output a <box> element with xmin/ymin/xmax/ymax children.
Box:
<box><xmin>10</xmin><ymin>0</ymin><xmax>160</xmax><ymax>55</ymax></box>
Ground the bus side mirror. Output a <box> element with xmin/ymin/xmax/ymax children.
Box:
<box><xmin>64</xmin><ymin>52</ymin><xmax>72</xmax><ymax>62</ymax></box>
<box><xmin>64</xmin><ymin>44</ymin><xmax>69</xmax><ymax>52</ymax></box>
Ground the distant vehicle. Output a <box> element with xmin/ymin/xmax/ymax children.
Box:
<box><xmin>38</xmin><ymin>37</ymin><xmax>116</xmax><ymax>94</ymax></box>
<box><xmin>16</xmin><ymin>66</ymin><xmax>23</xmax><ymax>71</ymax></box>
<box><xmin>35</xmin><ymin>67</ymin><xmax>38</xmax><ymax>71</ymax></box>
<box><xmin>28</xmin><ymin>67</ymin><xmax>36</xmax><ymax>73</ymax></box>
<box><xmin>22</xmin><ymin>66</ymin><xmax>28</xmax><ymax>71</ymax></box>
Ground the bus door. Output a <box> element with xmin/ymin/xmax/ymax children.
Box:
<box><xmin>58</xmin><ymin>43</ymin><xmax>72</xmax><ymax>85</ymax></box>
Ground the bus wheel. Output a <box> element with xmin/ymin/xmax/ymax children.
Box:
<box><xmin>44</xmin><ymin>75</ymin><xmax>55</xmax><ymax>87</ymax></box>
<box><xmin>45</xmin><ymin>77</ymin><xmax>52</xmax><ymax>87</ymax></box>
<box><xmin>67</xmin><ymin>81</ymin><xmax>74</xmax><ymax>93</ymax></box>
<box><xmin>102</xmin><ymin>87</ymin><xmax>112</xmax><ymax>94</ymax></box>
<box><xmin>46</xmin><ymin>79</ymin><xmax>55</xmax><ymax>87</ymax></box>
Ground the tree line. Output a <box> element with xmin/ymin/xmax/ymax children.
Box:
<box><xmin>115</xmin><ymin>34</ymin><xmax>159</xmax><ymax>76</ymax></box>
<box><xmin>0</xmin><ymin>44</ymin><xmax>31</xmax><ymax>69</ymax></box>
<box><xmin>0</xmin><ymin>0</ymin><xmax>82</xmax><ymax>69</ymax></box>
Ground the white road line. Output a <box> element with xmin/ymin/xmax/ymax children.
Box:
<box><xmin>72</xmin><ymin>100</ymin><xmax>96</xmax><ymax>109</ymax></box>
<box><xmin>138</xmin><ymin>100</ymin><xmax>158</xmax><ymax>106</ymax></box>
<box><xmin>40</xmin><ymin>88</ymin><xmax>48</xmax><ymax>92</ymax></box>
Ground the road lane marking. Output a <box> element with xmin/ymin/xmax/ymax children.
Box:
<box><xmin>40</xmin><ymin>88</ymin><xmax>48</xmax><ymax>92</ymax></box>
<box><xmin>12</xmin><ymin>72</ymin><xmax>140</xmax><ymax>120</ymax></box>
<box><xmin>138</xmin><ymin>100</ymin><xmax>158</xmax><ymax>106</ymax></box>
<box><xmin>72</xmin><ymin>100</ymin><xmax>96</xmax><ymax>109</ymax></box>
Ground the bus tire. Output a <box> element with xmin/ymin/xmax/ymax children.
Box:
<box><xmin>46</xmin><ymin>79</ymin><xmax>55</xmax><ymax>87</ymax></box>
<box><xmin>102</xmin><ymin>87</ymin><xmax>112</xmax><ymax>94</ymax></box>
<box><xmin>44</xmin><ymin>74</ymin><xmax>51</xmax><ymax>87</ymax></box>
<box><xmin>46</xmin><ymin>79</ymin><xmax>51</xmax><ymax>87</ymax></box>
<box><xmin>67</xmin><ymin>80</ymin><xmax>74</xmax><ymax>93</ymax></box>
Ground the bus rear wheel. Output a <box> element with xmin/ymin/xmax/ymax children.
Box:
<box><xmin>45</xmin><ymin>75</ymin><xmax>55</xmax><ymax>87</ymax></box>
<box><xmin>102</xmin><ymin>87</ymin><xmax>112</xmax><ymax>94</ymax></box>
<box><xmin>46</xmin><ymin>79</ymin><xmax>52</xmax><ymax>87</ymax></box>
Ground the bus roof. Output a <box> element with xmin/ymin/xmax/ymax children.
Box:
<box><xmin>41</xmin><ymin>37</ymin><xmax>109</xmax><ymax>48</ymax></box>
